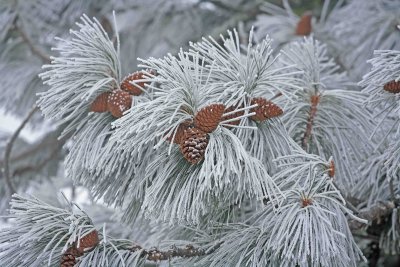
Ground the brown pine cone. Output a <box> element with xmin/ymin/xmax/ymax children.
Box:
<box><xmin>222</xmin><ymin>105</ymin><xmax>244</xmax><ymax>128</ymax></box>
<box><xmin>107</xmin><ymin>89</ymin><xmax>132</xmax><ymax>118</ymax></box>
<box><xmin>383</xmin><ymin>80</ymin><xmax>400</xmax><ymax>94</ymax></box>
<box><xmin>194</xmin><ymin>104</ymin><xmax>225</xmax><ymax>133</ymax></box>
<box><xmin>77</xmin><ymin>230</ymin><xmax>99</xmax><ymax>254</ymax></box>
<box><xmin>180</xmin><ymin>128</ymin><xmax>208</xmax><ymax>164</ymax></box>
<box><xmin>328</xmin><ymin>160</ymin><xmax>335</xmax><ymax>178</ymax></box>
<box><xmin>295</xmin><ymin>12</ymin><xmax>312</xmax><ymax>36</ymax></box>
<box><xmin>90</xmin><ymin>92</ymin><xmax>110</xmax><ymax>112</ymax></box>
<box><xmin>60</xmin><ymin>254</ymin><xmax>76</xmax><ymax>267</ymax></box>
<box><xmin>60</xmin><ymin>246</ymin><xmax>83</xmax><ymax>267</ymax></box>
<box><xmin>165</xmin><ymin>120</ymin><xmax>193</xmax><ymax>144</ymax></box>
<box><xmin>250</xmin><ymin>97</ymin><xmax>283</xmax><ymax>122</ymax></box>
<box><xmin>121</xmin><ymin>71</ymin><xmax>150</xmax><ymax>96</ymax></box>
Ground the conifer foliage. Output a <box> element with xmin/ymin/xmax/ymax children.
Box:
<box><xmin>1</xmin><ymin>1</ymin><xmax>400</xmax><ymax>267</ymax></box>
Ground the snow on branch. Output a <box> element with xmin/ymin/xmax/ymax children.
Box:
<box><xmin>0</xmin><ymin>194</ymin><xmax>94</xmax><ymax>266</ymax></box>
<box><xmin>38</xmin><ymin>14</ymin><xmax>121</xmax><ymax>136</ymax></box>
<box><xmin>360</xmin><ymin>50</ymin><xmax>400</xmax><ymax>179</ymax></box>
<box><xmin>276</xmin><ymin>37</ymin><xmax>375</xmax><ymax>188</ymax></box>
<box><xmin>0</xmin><ymin>195</ymin><xmax>220</xmax><ymax>267</ymax></box>
<box><xmin>37</xmin><ymin>14</ymin><xmax>127</xmax><ymax>186</ymax></box>
<box><xmin>190</xmin><ymin>28</ymin><xmax>302</xmax><ymax>104</ymax></box>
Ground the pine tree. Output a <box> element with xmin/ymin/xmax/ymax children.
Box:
<box><xmin>1</xmin><ymin>1</ymin><xmax>400</xmax><ymax>266</ymax></box>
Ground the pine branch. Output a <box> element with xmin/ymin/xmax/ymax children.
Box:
<box><xmin>0</xmin><ymin>195</ymin><xmax>221</xmax><ymax>266</ymax></box>
<box><xmin>129</xmin><ymin>243</ymin><xmax>222</xmax><ymax>262</ymax></box>
<box><xmin>3</xmin><ymin>105</ymin><xmax>38</xmax><ymax>194</ymax></box>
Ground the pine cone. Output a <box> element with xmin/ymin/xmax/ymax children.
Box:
<box><xmin>250</xmin><ymin>97</ymin><xmax>283</xmax><ymax>122</ymax></box>
<box><xmin>222</xmin><ymin>105</ymin><xmax>244</xmax><ymax>128</ymax></box>
<box><xmin>295</xmin><ymin>12</ymin><xmax>312</xmax><ymax>36</ymax></box>
<box><xmin>107</xmin><ymin>89</ymin><xmax>132</xmax><ymax>118</ymax></box>
<box><xmin>77</xmin><ymin>230</ymin><xmax>99</xmax><ymax>253</ymax></box>
<box><xmin>120</xmin><ymin>71</ymin><xmax>150</xmax><ymax>96</ymax></box>
<box><xmin>166</xmin><ymin>120</ymin><xmax>193</xmax><ymax>144</ymax></box>
<box><xmin>383</xmin><ymin>80</ymin><xmax>400</xmax><ymax>94</ymax></box>
<box><xmin>60</xmin><ymin>254</ymin><xmax>76</xmax><ymax>267</ymax></box>
<box><xmin>194</xmin><ymin>103</ymin><xmax>225</xmax><ymax>133</ymax></box>
<box><xmin>180</xmin><ymin>128</ymin><xmax>208</xmax><ymax>164</ymax></box>
<box><xmin>60</xmin><ymin>246</ymin><xmax>82</xmax><ymax>267</ymax></box>
<box><xmin>328</xmin><ymin>160</ymin><xmax>335</xmax><ymax>178</ymax></box>
<box><xmin>90</xmin><ymin>92</ymin><xmax>110</xmax><ymax>112</ymax></box>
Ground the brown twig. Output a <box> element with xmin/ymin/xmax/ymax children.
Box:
<box><xmin>302</xmin><ymin>94</ymin><xmax>320</xmax><ymax>149</ymax></box>
<box><xmin>3</xmin><ymin>105</ymin><xmax>39</xmax><ymax>194</ymax></box>
<box><xmin>14</xmin><ymin>20</ymin><xmax>51</xmax><ymax>63</ymax></box>
<box><xmin>130</xmin><ymin>243</ymin><xmax>221</xmax><ymax>262</ymax></box>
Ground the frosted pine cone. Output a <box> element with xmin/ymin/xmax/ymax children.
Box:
<box><xmin>194</xmin><ymin>103</ymin><xmax>225</xmax><ymax>133</ymax></box>
<box><xmin>295</xmin><ymin>12</ymin><xmax>312</xmax><ymax>36</ymax></box>
<box><xmin>166</xmin><ymin>120</ymin><xmax>193</xmax><ymax>144</ymax></box>
<box><xmin>90</xmin><ymin>92</ymin><xmax>110</xmax><ymax>112</ymax></box>
<box><xmin>60</xmin><ymin>246</ymin><xmax>82</xmax><ymax>267</ymax></box>
<box><xmin>77</xmin><ymin>230</ymin><xmax>99</xmax><ymax>253</ymax></box>
<box><xmin>180</xmin><ymin>128</ymin><xmax>208</xmax><ymax>164</ymax></box>
<box><xmin>107</xmin><ymin>89</ymin><xmax>132</xmax><ymax>118</ymax></box>
<box><xmin>383</xmin><ymin>80</ymin><xmax>400</xmax><ymax>94</ymax></box>
<box><xmin>121</xmin><ymin>71</ymin><xmax>149</xmax><ymax>96</ymax></box>
<box><xmin>250</xmin><ymin>97</ymin><xmax>283</xmax><ymax>122</ymax></box>
<box><xmin>222</xmin><ymin>105</ymin><xmax>244</xmax><ymax>128</ymax></box>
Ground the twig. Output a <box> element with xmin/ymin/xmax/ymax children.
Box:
<box><xmin>14</xmin><ymin>21</ymin><xmax>51</xmax><ymax>63</ymax></box>
<box><xmin>130</xmin><ymin>243</ymin><xmax>222</xmax><ymax>262</ymax></box>
<box><xmin>302</xmin><ymin>94</ymin><xmax>320</xmax><ymax>149</ymax></box>
<box><xmin>3</xmin><ymin>105</ymin><xmax>39</xmax><ymax>194</ymax></box>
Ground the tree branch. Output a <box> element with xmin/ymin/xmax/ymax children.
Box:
<box><xmin>3</xmin><ymin>105</ymin><xmax>39</xmax><ymax>194</ymax></box>
<box><xmin>129</xmin><ymin>243</ymin><xmax>222</xmax><ymax>262</ymax></box>
<box><xmin>302</xmin><ymin>94</ymin><xmax>320</xmax><ymax>149</ymax></box>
